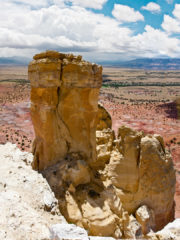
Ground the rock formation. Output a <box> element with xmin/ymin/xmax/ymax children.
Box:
<box><xmin>29</xmin><ymin>51</ymin><xmax>102</xmax><ymax>171</ymax></box>
<box><xmin>0</xmin><ymin>142</ymin><xmax>64</xmax><ymax>240</ymax></box>
<box><xmin>0</xmin><ymin>143</ymin><xmax>179</xmax><ymax>240</ymax></box>
<box><xmin>29</xmin><ymin>51</ymin><xmax>176</xmax><ymax>239</ymax></box>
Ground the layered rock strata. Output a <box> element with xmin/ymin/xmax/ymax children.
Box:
<box><xmin>29</xmin><ymin>51</ymin><xmax>176</xmax><ymax>239</ymax></box>
<box><xmin>29</xmin><ymin>51</ymin><xmax>102</xmax><ymax>170</ymax></box>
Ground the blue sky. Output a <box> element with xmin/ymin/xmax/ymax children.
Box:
<box><xmin>100</xmin><ymin>0</ymin><xmax>176</xmax><ymax>32</ymax></box>
<box><xmin>0</xmin><ymin>0</ymin><xmax>180</xmax><ymax>61</ymax></box>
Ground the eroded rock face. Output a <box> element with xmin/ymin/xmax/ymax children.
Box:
<box><xmin>29</xmin><ymin>51</ymin><xmax>102</xmax><ymax>170</ymax></box>
<box><xmin>29</xmin><ymin>51</ymin><xmax>176</xmax><ymax>239</ymax></box>
<box><xmin>97</xmin><ymin>103</ymin><xmax>112</xmax><ymax>131</ymax></box>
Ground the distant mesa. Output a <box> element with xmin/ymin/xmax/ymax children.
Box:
<box><xmin>0</xmin><ymin>56</ymin><xmax>30</xmax><ymax>65</ymax></box>
<box><xmin>100</xmin><ymin>58</ymin><xmax>180</xmax><ymax>70</ymax></box>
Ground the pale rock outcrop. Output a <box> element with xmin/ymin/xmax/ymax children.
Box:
<box><xmin>147</xmin><ymin>218</ymin><xmax>180</xmax><ymax>239</ymax></box>
<box><xmin>0</xmin><ymin>142</ymin><xmax>65</xmax><ymax>240</ymax></box>
<box><xmin>50</xmin><ymin>223</ymin><xmax>117</xmax><ymax>240</ymax></box>
<box><xmin>29</xmin><ymin>51</ymin><xmax>176</xmax><ymax>239</ymax></box>
<box><xmin>135</xmin><ymin>205</ymin><xmax>155</xmax><ymax>235</ymax></box>
<box><xmin>50</xmin><ymin>223</ymin><xmax>89</xmax><ymax>240</ymax></box>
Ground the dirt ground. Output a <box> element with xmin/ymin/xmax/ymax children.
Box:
<box><xmin>0</xmin><ymin>66</ymin><xmax>180</xmax><ymax>218</ymax></box>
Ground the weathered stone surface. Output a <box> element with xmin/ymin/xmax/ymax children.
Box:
<box><xmin>147</xmin><ymin>218</ymin><xmax>180</xmax><ymax>240</ymax></box>
<box><xmin>105</xmin><ymin>127</ymin><xmax>142</xmax><ymax>193</ymax></box>
<box><xmin>0</xmin><ymin>143</ymin><xmax>64</xmax><ymax>240</ymax></box>
<box><xmin>96</xmin><ymin>129</ymin><xmax>115</xmax><ymax>168</ymax></box>
<box><xmin>123</xmin><ymin>214</ymin><xmax>142</xmax><ymax>239</ymax></box>
<box><xmin>29</xmin><ymin>51</ymin><xmax>102</xmax><ymax>171</ymax></box>
<box><xmin>97</xmin><ymin>103</ymin><xmax>112</xmax><ymax>130</ymax></box>
<box><xmin>135</xmin><ymin>205</ymin><xmax>155</xmax><ymax>235</ymax></box>
<box><xmin>0</xmin><ymin>143</ymin><xmax>118</xmax><ymax>240</ymax></box>
<box><xmin>50</xmin><ymin>223</ymin><xmax>89</xmax><ymax>240</ymax></box>
<box><xmin>42</xmin><ymin>125</ymin><xmax>175</xmax><ymax>238</ymax></box>
<box><xmin>50</xmin><ymin>223</ymin><xmax>117</xmax><ymax>240</ymax></box>
<box><xmin>102</xmin><ymin>127</ymin><xmax>176</xmax><ymax>231</ymax></box>
<box><xmin>29</xmin><ymin>51</ymin><xmax>176</xmax><ymax>238</ymax></box>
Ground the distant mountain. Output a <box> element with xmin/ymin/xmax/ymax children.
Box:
<box><xmin>100</xmin><ymin>58</ymin><xmax>180</xmax><ymax>70</ymax></box>
<box><xmin>1</xmin><ymin>57</ymin><xmax>180</xmax><ymax>70</ymax></box>
<box><xmin>0</xmin><ymin>56</ymin><xmax>30</xmax><ymax>66</ymax></box>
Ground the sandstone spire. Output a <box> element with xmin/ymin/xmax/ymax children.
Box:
<box><xmin>29</xmin><ymin>51</ymin><xmax>102</xmax><ymax>170</ymax></box>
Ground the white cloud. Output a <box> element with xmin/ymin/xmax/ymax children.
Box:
<box><xmin>52</xmin><ymin>0</ymin><xmax>66</xmax><ymax>7</ymax></box>
<box><xmin>142</xmin><ymin>2</ymin><xmax>161</xmax><ymax>14</ymax></box>
<box><xmin>162</xmin><ymin>15</ymin><xmax>180</xmax><ymax>34</ymax></box>
<box><xmin>2</xmin><ymin>0</ymin><xmax>50</xmax><ymax>8</ymax></box>
<box><xmin>0</xmin><ymin>1</ymin><xmax>180</xmax><ymax>61</ymax></box>
<box><xmin>173</xmin><ymin>4</ymin><xmax>180</xmax><ymax>20</ymax></box>
<box><xmin>0</xmin><ymin>4</ymin><xmax>132</xmax><ymax>57</ymax></box>
<box><xmin>64</xmin><ymin>0</ymin><xmax>107</xmax><ymax>10</ymax></box>
<box><xmin>132</xmin><ymin>25</ymin><xmax>180</xmax><ymax>58</ymax></box>
<box><xmin>112</xmin><ymin>4</ymin><xmax>144</xmax><ymax>23</ymax></box>
<box><xmin>162</xmin><ymin>4</ymin><xmax>180</xmax><ymax>34</ymax></box>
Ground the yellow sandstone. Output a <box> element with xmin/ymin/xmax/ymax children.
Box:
<box><xmin>29</xmin><ymin>51</ymin><xmax>176</xmax><ymax>238</ymax></box>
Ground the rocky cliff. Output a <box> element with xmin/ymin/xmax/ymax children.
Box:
<box><xmin>0</xmin><ymin>143</ymin><xmax>179</xmax><ymax>240</ymax></box>
<box><xmin>29</xmin><ymin>51</ymin><xmax>102</xmax><ymax>171</ymax></box>
<box><xmin>28</xmin><ymin>51</ymin><xmax>176</xmax><ymax>239</ymax></box>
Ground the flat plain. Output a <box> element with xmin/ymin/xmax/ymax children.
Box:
<box><xmin>0</xmin><ymin>65</ymin><xmax>180</xmax><ymax>218</ymax></box>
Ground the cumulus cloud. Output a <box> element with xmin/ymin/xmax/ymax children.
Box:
<box><xmin>173</xmin><ymin>4</ymin><xmax>180</xmax><ymax>20</ymax></box>
<box><xmin>0</xmin><ymin>3</ymin><xmax>132</xmax><ymax>57</ymax></box>
<box><xmin>141</xmin><ymin>2</ymin><xmax>161</xmax><ymax>14</ymax></box>
<box><xmin>64</xmin><ymin>0</ymin><xmax>107</xmax><ymax>9</ymax></box>
<box><xmin>0</xmin><ymin>1</ymin><xmax>180</xmax><ymax>60</ymax></box>
<box><xmin>162</xmin><ymin>4</ymin><xmax>180</xmax><ymax>34</ymax></box>
<box><xmin>112</xmin><ymin>4</ymin><xmax>144</xmax><ymax>23</ymax></box>
<box><xmin>162</xmin><ymin>15</ymin><xmax>180</xmax><ymax>34</ymax></box>
<box><xmin>3</xmin><ymin>0</ymin><xmax>50</xmax><ymax>8</ymax></box>
<box><xmin>132</xmin><ymin>25</ymin><xmax>180</xmax><ymax>58</ymax></box>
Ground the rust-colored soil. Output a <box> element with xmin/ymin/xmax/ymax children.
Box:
<box><xmin>0</xmin><ymin>66</ymin><xmax>33</xmax><ymax>152</ymax></box>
